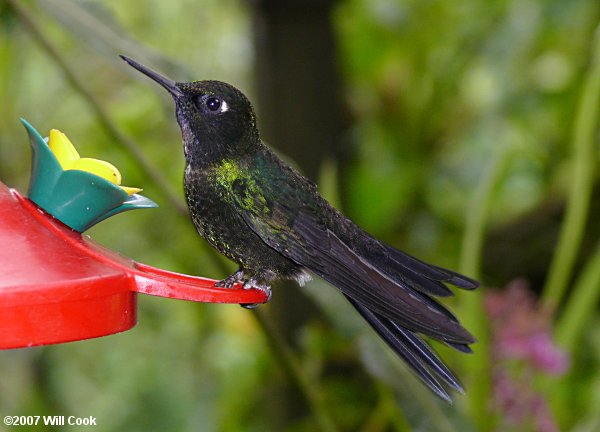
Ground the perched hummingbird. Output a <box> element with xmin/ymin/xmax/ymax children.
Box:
<box><xmin>121</xmin><ymin>55</ymin><xmax>478</xmax><ymax>401</ymax></box>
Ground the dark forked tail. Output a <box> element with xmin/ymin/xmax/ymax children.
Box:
<box><xmin>346</xmin><ymin>295</ymin><xmax>467</xmax><ymax>402</ymax></box>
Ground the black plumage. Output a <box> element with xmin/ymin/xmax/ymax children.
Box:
<box><xmin>121</xmin><ymin>55</ymin><xmax>478</xmax><ymax>401</ymax></box>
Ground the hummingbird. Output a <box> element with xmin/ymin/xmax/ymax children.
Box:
<box><xmin>121</xmin><ymin>55</ymin><xmax>478</xmax><ymax>402</ymax></box>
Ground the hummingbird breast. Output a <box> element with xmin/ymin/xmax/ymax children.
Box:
<box><xmin>183</xmin><ymin>162</ymin><xmax>301</xmax><ymax>282</ymax></box>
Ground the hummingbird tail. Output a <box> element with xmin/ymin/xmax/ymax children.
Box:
<box><xmin>346</xmin><ymin>295</ymin><xmax>465</xmax><ymax>402</ymax></box>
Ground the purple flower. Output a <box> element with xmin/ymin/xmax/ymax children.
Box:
<box><xmin>529</xmin><ymin>333</ymin><xmax>570</xmax><ymax>375</ymax></box>
<box><xmin>484</xmin><ymin>279</ymin><xmax>569</xmax><ymax>431</ymax></box>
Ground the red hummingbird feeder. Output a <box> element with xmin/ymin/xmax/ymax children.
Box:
<box><xmin>0</xmin><ymin>120</ymin><xmax>267</xmax><ymax>349</ymax></box>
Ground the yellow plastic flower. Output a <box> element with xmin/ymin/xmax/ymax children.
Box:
<box><xmin>47</xmin><ymin>129</ymin><xmax>141</xmax><ymax>195</ymax></box>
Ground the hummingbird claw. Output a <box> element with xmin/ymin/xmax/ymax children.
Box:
<box><xmin>215</xmin><ymin>269</ymin><xmax>245</xmax><ymax>288</ymax></box>
<box><xmin>240</xmin><ymin>278</ymin><xmax>272</xmax><ymax>309</ymax></box>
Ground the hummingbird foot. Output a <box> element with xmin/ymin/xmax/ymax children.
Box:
<box><xmin>215</xmin><ymin>269</ymin><xmax>245</xmax><ymax>288</ymax></box>
<box><xmin>240</xmin><ymin>278</ymin><xmax>272</xmax><ymax>309</ymax></box>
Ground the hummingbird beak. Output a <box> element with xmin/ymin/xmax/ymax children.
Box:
<box><xmin>120</xmin><ymin>55</ymin><xmax>183</xmax><ymax>98</ymax></box>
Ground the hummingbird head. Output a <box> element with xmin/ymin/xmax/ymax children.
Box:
<box><xmin>120</xmin><ymin>55</ymin><xmax>259</xmax><ymax>164</ymax></box>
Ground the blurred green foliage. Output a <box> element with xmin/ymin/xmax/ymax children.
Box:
<box><xmin>1</xmin><ymin>0</ymin><xmax>600</xmax><ymax>431</ymax></box>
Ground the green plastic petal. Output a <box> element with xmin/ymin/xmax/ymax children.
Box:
<box><xmin>21</xmin><ymin>118</ymin><xmax>158</xmax><ymax>232</ymax></box>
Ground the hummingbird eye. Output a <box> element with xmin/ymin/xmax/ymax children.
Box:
<box><xmin>197</xmin><ymin>95</ymin><xmax>229</xmax><ymax>114</ymax></box>
<box><xmin>206</xmin><ymin>97</ymin><xmax>222</xmax><ymax>112</ymax></box>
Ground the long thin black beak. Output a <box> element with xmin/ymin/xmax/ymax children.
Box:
<box><xmin>120</xmin><ymin>55</ymin><xmax>183</xmax><ymax>97</ymax></box>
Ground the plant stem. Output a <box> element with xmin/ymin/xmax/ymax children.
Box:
<box><xmin>251</xmin><ymin>308</ymin><xmax>339</xmax><ymax>432</ymax></box>
<box><xmin>549</xmin><ymin>240</ymin><xmax>600</xmax><ymax>426</ymax></box>
<box><xmin>358</xmin><ymin>383</ymin><xmax>412</xmax><ymax>432</ymax></box>
<box><xmin>541</xmin><ymin>24</ymin><xmax>600</xmax><ymax>311</ymax></box>
<box><xmin>459</xmin><ymin>146</ymin><xmax>511</xmax><ymax>431</ymax></box>
<box><xmin>7</xmin><ymin>0</ymin><xmax>188</xmax><ymax>217</ymax></box>
<box><xmin>550</xmin><ymin>239</ymin><xmax>600</xmax><ymax>427</ymax></box>
<box><xmin>460</xmin><ymin>146</ymin><xmax>511</xmax><ymax>279</ymax></box>
<box><xmin>556</xmin><ymin>239</ymin><xmax>600</xmax><ymax>352</ymax></box>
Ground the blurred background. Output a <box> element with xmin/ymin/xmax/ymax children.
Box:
<box><xmin>1</xmin><ymin>0</ymin><xmax>600</xmax><ymax>430</ymax></box>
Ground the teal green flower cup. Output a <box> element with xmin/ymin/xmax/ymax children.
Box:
<box><xmin>22</xmin><ymin>119</ymin><xmax>157</xmax><ymax>232</ymax></box>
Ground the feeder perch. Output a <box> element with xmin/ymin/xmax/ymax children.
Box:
<box><xmin>0</xmin><ymin>120</ymin><xmax>267</xmax><ymax>349</ymax></box>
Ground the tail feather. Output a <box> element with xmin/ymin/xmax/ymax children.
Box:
<box><xmin>347</xmin><ymin>295</ymin><xmax>465</xmax><ymax>402</ymax></box>
<box><xmin>409</xmin><ymin>288</ymin><xmax>459</xmax><ymax>325</ymax></box>
<box><xmin>445</xmin><ymin>341</ymin><xmax>473</xmax><ymax>354</ymax></box>
<box><xmin>352</xmin><ymin>234</ymin><xmax>478</xmax><ymax>298</ymax></box>
<box><xmin>314</xmin><ymin>231</ymin><xmax>476</xmax><ymax>343</ymax></box>
<box><xmin>429</xmin><ymin>264</ymin><xmax>479</xmax><ymax>289</ymax></box>
<box><xmin>383</xmin><ymin>244</ymin><xmax>478</xmax><ymax>289</ymax></box>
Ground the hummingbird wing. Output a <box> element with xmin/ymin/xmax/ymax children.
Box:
<box><xmin>242</xmin><ymin>205</ymin><xmax>474</xmax><ymax>344</ymax></box>
<box><xmin>239</xmin><ymin>199</ymin><xmax>473</xmax><ymax>398</ymax></box>
<box><xmin>229</xmin><ymin>155</ymin><xmax>476</xmax><ymax>398</ymax></box>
